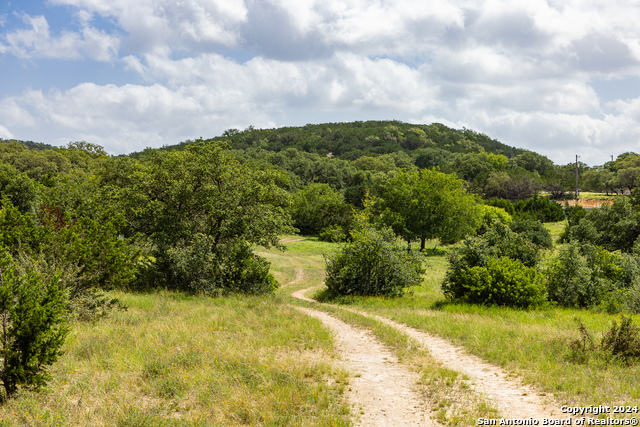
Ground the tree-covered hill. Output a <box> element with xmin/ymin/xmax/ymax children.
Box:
<box><xmin>210</xmin><ymin>121</ymin><xmax>526</xmax><ymax>160</ymax></box>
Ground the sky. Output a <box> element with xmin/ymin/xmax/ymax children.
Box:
<box><xmin>2</xmin><ymin>1</ymin><xmax>640</xmax><ymax>166</ymax></box>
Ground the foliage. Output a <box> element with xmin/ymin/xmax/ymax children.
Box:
<box><xmin>568</xmin><ymin>317</ymin><xmax>640</xmax><ymax>366</ymax></box>
<box><xmin>0</xmin><ymin>200</ymin><xmax>138</xmax><ymax>319</ymax></box>
<box><xmin>121</xmin><ymin>141</ymin><xmax>294</xmax><ymax>295</ymax></box>
<box><xmin>563</xmin><ymin>203</ymin><xmax>587</xmax><ymax>227</ymax></box>
<box><xmin>0</xmin><ymin>251</ymin><xmax>68</xmax><ymax>400</ymax></box>
<box><xmin>0</xmin><ymin>164</ymin><xmax>39</xmax><ymax>214</ymax></box>
<box><xmin>442</xmin><ymin>222</ymin><xmax>547</xmax><ymax>306</ymax></box>
<box><xmin>318</xmin><ymin>224</ymin><xmax>347</xmax><ymax>243</ymax></box>
<box><xmin>290</xmin><ymin>183</ymin><xmax>351</xmax><ymax>237</ymax></box>
<box><xmin>513</xmin><ymin>194</ymin><xmax>565</xmax><ymax>222</ymax></box>
<box><xmin>563</xmin><ymin>197</ymin><xmax>640</xmax><ymax>253</ymax></box>
<box><xmin>508</xmin><ymin>220</ymin><xmax>553</xmax><ymax>249</ymax></box>
<box><xmin>477</xmin><ymin>205</ymin><xmax>512</xmax><ymax>235</ymax></box>
<box><xmin>324</xmin><ymin>195</ymin><xmax>424</xmax><ymax>297</ymax></box>
<box><xmin>378</xmin><ymin>169</ymin><xmax>482</xmax><ymax>249</ymax></box>
<box><xmin>542</xmin><ymin>243</ymin><xmax>602</xmax><ymax>308</ymax></box>
<box><xmin>207</xmin><ymin>121</ymin><xmax>527</xmax><ymax>161</ymax></box>
<box><xmin>152</xmin><ymin>235</ymin><xmax>278</xmax><ymax>295</ymax></box>
<box><xmin>543</xmin><ymin>240</ymin><xmax>640</xmax><ymax>310</ymax></box>
<box><xmin>445</xmin><ymin>256</ymin><xmax>545</xmax><ymax>307</ymax></box>
<box><xmin>484</xmin><ymin>197</ymin><xmax>515</xmax><ymax>215</ymax></box>
<box><xmin>483</xmin><ymin>171</ymin><xmax>539</xmax><ymax>201</ymax></box>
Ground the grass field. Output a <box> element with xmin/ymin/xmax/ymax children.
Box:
<box><xmin>0</xmin><ymin>290</ymin><xmax>351</xmax><ymax>426</ymax></box>
<box><xmin>276</xmin><ymin>232</ymin><xmax>640</xmax><ymax>413</ymax></box>
<box><xmin>2</xmin><ymin>230</ymin><xmax>640</xmax><ymax>425</ymax></box>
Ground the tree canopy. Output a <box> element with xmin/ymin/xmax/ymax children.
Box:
<box><xmin>377</xmin><ymin>169</ymin><xmax>482</xmax><ymax>250</ymax></box>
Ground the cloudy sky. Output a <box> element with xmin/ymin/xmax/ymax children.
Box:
<box><xmin>2</xmin><ymin>0</ymin><xmax>640</xmax><ymax>165</ymax></box>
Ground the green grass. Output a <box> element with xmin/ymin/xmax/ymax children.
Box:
<box><xmin>0</xmin><ymin>291</ymin><xmax>350</xmax><ymax>426</ymax></box>
<box><xmin>288</xmin><ymin>233</ymin><xmax>640</xmax><ymax>412</ymax></box>
<box><xmin>5</xmin><ymin>231</ymin><xmax>640</xmax><ymax>425</ymax></box>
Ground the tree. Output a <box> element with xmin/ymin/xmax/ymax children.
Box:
<box><xmin>120</xmin><ymin>141</ymin><xmax>294</xmax><ymax>294</ymax></box>
<box><xmin>290</xmin><ymin>183</ymin><xmax>351</xmax><ymax>237</ymax></box>
<box><xmin>378</xmin><ymin>169</ymin><xmax>482</xmax><ymax>250</ymax></box>
<box><xmin>0</xmin><ymin>251</ymin><xmax>68</xmax><ymax>400</ymax></box>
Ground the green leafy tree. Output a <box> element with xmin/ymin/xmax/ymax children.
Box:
<box><xmin>378</xmin><ymin>169</ymin><xmax>482</xmax><ymax>249</ymax></box>
<box><xmin>564</xmin><ymin>197</ymin><xmax>640</xmax><ymax>253</ymax></box>
<box><xmin>121</xmin><ymin>141</ymin><xmax>294</xmax><ymax>294</ymax></box>
<box><xmin>0</xmin><ymin>252</ymin><xmax>68</xmax><ymax>400</ymax></box>
<box><xmin>290</xmin><ymin>183</ymin><xmax>351</xmax><ymax>238</ymax></box>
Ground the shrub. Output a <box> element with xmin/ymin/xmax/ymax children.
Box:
<box><xmin>145</xmin><ymin>235</ymin><xmax>278</xmax><ymax>296</ymax></box>
<box><xmin>450</xmin><ymin>257</ymin><xmax>545</xmax><ymax>307</ymax></box>
<box><xmin>0</xmin><ymin>251</ymin><xmax>68</xmax><ymax>401</ymax></box>
<box><xmin>623</xmin><ymin>282</ymin><xmax>640</xmax><ymax>314</ymax></box>
<box><xmin>542</xmin><ymin>243</ymin><xmax>604</xmax><ymax>308</ymax></box>
<box><xmin>514</xmin><ymin>194</ymin><xmax>565</xmax><ymax>223</ymax></box>
<box><xmin>508</xmin><ymin>220</ymin><xmax>553</xmax><ymax>249</ymax></box>
<box><xmin>442</xmin><ymin>221</ymin><xmax>550</xmax><ymax>307</ymax></box>
<box><xmin>563</xmin><ymin>203</ymin><xmax>587</xmax><ymax>227</ymax></box>
<box><xmin>480</xmin><ymin>222</ymin><xmax>541</xmax><ymax>267</ymax></box>
<box><xmin>319</xmin><ymin>225</ymin><xmax>347</xmax><ymax>242</ymax></box>
<box><xmin>567</xmin><ymin>317</ymin><xmax>640</xmax><ymax>365</ymax></box>
<box><xmin>324</xmin><ymin>232</ymin><xmax>424</xmax><ymax>297</ymax></box>
<box><xmin>477</xmin><ymin>205</ymin><xmax>512</xmax><ymax>235</ymax></box>
<box><xmin>324</xmin><ymin>211</ymin><xmax>424</xmax><ymax>297</ymax></box>
<box><xmin>543</xmin><ymin>242</ymin><xmax>640</xmax><ymax>309</ymax></box>
<box><xmin>563</xmin><ymin>197</ymin><xmax>640</xmax><ymax>253</ymax></box>
<box><xmin>484</xmin><ymin>197</ymin><xmax>515</xmax><ymax>216</ymax></box>
<box><xmin>601</xmin><ymin>316</ymin><xmax>640</xmax><ymax>363</ymax></box>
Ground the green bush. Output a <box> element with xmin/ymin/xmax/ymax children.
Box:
<box><xmin>442</xmin><ymin>222</ymin><xmax>548</xmax><ymax>307</ymax></box>
<box><xmin>484</xmin><ymin>197</ymin><xmax>515</xmax><ymax>216</ymax></box>
<box><xmin>448</xmin><ymin>257</ymin><xmax>545</xmax><ymax>307</ymax></box>
<box><xmin>0</xmin><ymin>251</ymin><xmax>68</xmax><ymax>401</ymax></box>
<box><xmin>325</xmin><ymin>231</ymin><xmax>424</xmax><ymax>297</ymax></box>
<box><xmin>563</xmin><ymin>197</ymin><xmax>640</xmax><ymax>253</ymax></box>
<box><xmin>543</xmin><ymin>242</ymin><xmax>640</xmax><ymax>309</ymax></box>
<box><xmin>324</xmin><ymin>216</ymin><xmax>424</xmax><ymax>297</ymax></box>
<box><xmin>508</xmin><ymin>220</ymin><xmax>553</xmax><ymax>249</ymax></box>
<box><xmin>319</xmin><ymin>224</ymin><xmax>347</xmax><ymax>242</ymax></box>
<box><xmin>514</xmin><ymin>194</ymin><xmax>565</xmax><ymax>223</ymax></box>
<box><xmin>479</xmin><ymin>221</ymin><xmax>541</xmax><ymax>267</ymax></box>
<box><xmin>145</xmin><ymin>235</ymin><xmax>277</xmax><ymax>296</ymax></box>
<box><xmin>542</xmin><ymin>243</ymin><xmax>604</xmax><ymax>308</ymax></box>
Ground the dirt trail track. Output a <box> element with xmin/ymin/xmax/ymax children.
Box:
<box><xmin>290</xmin><ymin>270</ymin><xmax>560</xmax><ymax>423</ymax></box>
<box><xmin>296</xmin><ymin>305</ymin><xmax>438</xmax><ymax>426</ymax></box>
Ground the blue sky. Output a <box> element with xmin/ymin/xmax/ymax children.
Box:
<box><xmin>2</xmin><ymin>0</ymin><xmax>640</xmax><ymax>165</ymax></box>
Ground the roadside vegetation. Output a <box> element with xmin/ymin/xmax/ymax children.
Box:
<box><xmin>2</xmin><ymin>122</ymin><xmax>640</xmax><ymax>424</ymax></box>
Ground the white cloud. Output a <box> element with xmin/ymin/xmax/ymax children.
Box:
<box><xmin>3</xmin><ymin>0</ymin><xmax>640</xmax><ymax>165</ymax></box>
<box><xmin>0</xmin><ymin>13</ymin><xmax>119</xmax><ymax>60</ymax></box>
<box><xmin>49</xmin><ymin>0</ymin><xmax>247</xmax><ymax>53</ymax></box>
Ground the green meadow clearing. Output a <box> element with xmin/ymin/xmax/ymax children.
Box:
<box><xmin>1</xmin><ymin>227</ymin><xmax>640</xmax><ymax>426</ymax></box>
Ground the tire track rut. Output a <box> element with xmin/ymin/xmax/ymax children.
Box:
<box><xmin>291</xmin><ymin>274</ymin><xmax>560</xmax><ymax>422</ymax></box>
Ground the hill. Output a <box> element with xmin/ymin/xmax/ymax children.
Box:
<box><xmin>208</xmin><ymin>120</ymin><xmax>526</xmax><ymax>160</ymax></box>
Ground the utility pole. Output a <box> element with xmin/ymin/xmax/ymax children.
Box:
<box><xmin>575</xmin><ymin>155</ymin><xmax>579</xmax><ymax>199</ymax></box>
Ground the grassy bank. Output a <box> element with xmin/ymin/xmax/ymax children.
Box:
<box><xmin>0</xmin><ymin>291</ymin><xmax>350</xmax><ymax>426</ymax></box>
